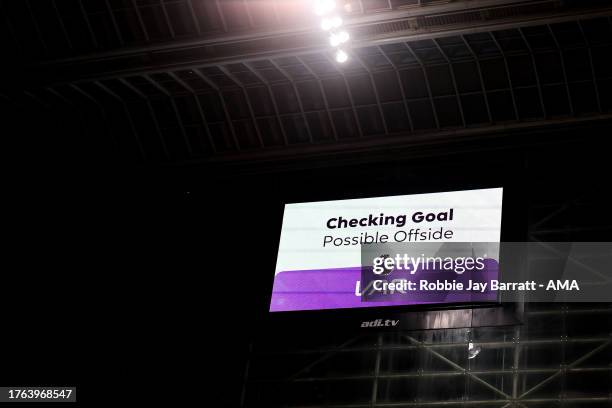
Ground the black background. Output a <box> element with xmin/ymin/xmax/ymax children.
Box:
<box><xmin>3</xmin><ymin>99</ymin><xmax>612</xmax><ymax>406</ymax></box>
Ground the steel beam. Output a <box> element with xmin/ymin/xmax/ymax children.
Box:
<box><xmin>130</xmin><ymin>0</ymin><xmax>150</xmax><ymax>42</ymax></box>
<box><xmin>166</xmin><ymin>71</ymin><xmax>217</xmax><ymax>153</ymax></box>
<box><xmin>375</xmin><ymin>45</ymin><xmax>415</xmax><ymax>132</ymax></box>
<box><xmin>288</xmin><ymin>335</ymin><xmax>363</xmax><ymax>381</ymax></box>
<box><xmin>323</xmin><ymin>54</ymin><xmax>364</xmax><ymax>138</ymax></box>
<box><xmin>23</xmin><ymin>4</ymin><xmax>612</xmax><ymax>87</ymax></box>
<box><xmin>217</xmin><ymin>66</ymin><xmax>264</xmax><ymax>148</ymax></box>
<box><xmin>191</xmin><ymin>69</ymin><xmax>240</xmax><ymax>150</ymax></box>
<box><xmin>142</xmin><ymin>74</ymin><xmax>193</xmax><ymax>155</ymax></box>
<box><xmin>516</xmin><ymin>28</ymin><xmax>547</xmax><ymax>118</ymax></box>
<box><xmin>487</xmin><ymin>33</ymin><xmax>521</xmax><ymax>121</ymax></box>
<box><xmin>24</xmin><ymin>0</ymin><xmax>48</xmax><ymax>55</ymax></box>
<box><xmin>185</xmin><ymin>0</ymin><xmax>201</xmax><ymax>35</ymax></box>
<box><xmin>349</xmin><ymin>51</ymin><xmax>391</xmax><ymax>135</ymax></box>
<box><xmin>460</xmin><ymin>35</ymin><xmax>494</xmax><ymax>123</ymax></box>
<box><xmin>243</xmin><ymin>62</ymin><xmax>289</xmax><ymax>146</ymax></box>
<box><xmin>518</xmin><ymin>340</ymin><xmax>611</xmax><ymax>399</ymax></box>
<box><xmin>267</xmin><ymin>59</ymin><xmax>315</xmax><ymax>143</ymax></box>
<box><xmin>578</xmin><ymin>20</ymin><xmax>603</xmax><ymax>113</ymax></box>
<box><xmin>90</xmin><ymin>81</ymin><xmax>146</xmax><ymax>159</ymax></box>
<box><xmin>547</xmin><ymin>25</ymin><xmax>574</xmax><ymax>116</ymax></box>
<box><xmin>117</xmin><ymin>78</ymin><xmax>169</xmax><ymax>158</ymax></box>
<box><xmin>433</xmin><ymin>38</ymin><xmax>466</xmax><ymax>127</ymax></box>
<box><xmin>404</xmin><ymin>43</ymin><xmax>440</xmax><ymax>129</ymax></box>
<box><xmin>51</xmin><ymin>0</ymin><xmax>73</xmax><ymax>51</ymax></box>
<box><xmin>78</xmin><ymin>0</ymin><xmax>98</xmax><ymax>49</ymax></box>
<box><xmin>104</xmin><ymin>0</ymin><xmax>124</xmax><ymax>46</ymax></box>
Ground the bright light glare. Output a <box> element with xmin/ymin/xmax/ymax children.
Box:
<box><xmin>330</xmin><ymin>34</ymin><xmax>340</xmax><ymax>47</ymax></box>
<box><xmin>335</xmin><ymin>49</ymin><xmax>348</xmax><ymax>63</ymax></box>
<box><xmin>314</xmin><ymin>0</ymin><xmax>336</xmax><ymax>15</ymax></box>
<box><xmin>321</xmin><ymin>16</ymin><xmax>342</xmax><ymax>31</ymax></box>
<box><xmin>330</xmin><ymin>31</ymin><xmax>350</xmax><ymax>47</ymax></box>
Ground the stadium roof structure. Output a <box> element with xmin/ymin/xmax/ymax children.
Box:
<box><xmin>2</xmin><ymin>0</ymin><xmax>611</xmax><ymax>165</ymax></box>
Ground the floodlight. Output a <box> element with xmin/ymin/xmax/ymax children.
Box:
<box><xmin>330</xmin><ymin>31</ymin><xmax>350</xmax><ymax>46</ymax></box>
<box><xmin>314</xmin><ymin>0</ymin><xmax>336</xmax><ymax>16</ymax></box>
<box><xmin>335</xmin><ymin>49</ymin><xmax>348</xmax><ymax>63</ymax></box>
<box><xmin>321</xmin><ymin>16</ymin><xmax>342</xmax><ymax>31</ymax></box>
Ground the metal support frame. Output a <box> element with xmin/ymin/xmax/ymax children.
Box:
<box><xmin>371</xmin><ymin>334</ymin><xmax>383</xmax><ymax>405</ymax></box>
<box><xmin>24</xmin><ymin>0</ymin><xmax>48</xmax><ymax>55</ymax></box>
<box><xmin>185</xmin><ymin>0</ymin><xmax>201</xmax><ymax>36</ymax></box>
<box><xmin>269</xmin><ymin>59</ymin><xmax>316</xmax><ymax>142</ymax></box>
<box><xmin>287</xmin><ymin>336</ymin><xmax>364</xmax><ymax>382</ymax></box>
<box><xmin>516</xmin><ymin>28</ymin><xmax>548</xmax><ymax>118</ymax></box>
<box><xmin>23</xmin><ymin>90</ymin><xmax>49</xmax><ymax>110</ymax></box>
<box><xmin>142</xmin><ymin>74</ymin><xmax>193</xmax><ymax>156</ymax></box>
<box><xmin>91</xmin><ymin>81</ymin><xmax>146</xmax><ymax>159</ymax></box>
<box><xmin>117</xmin><ymin>77</ymin><xmax>169</xmax><ymax>158</ymax></box>
<box><xmin>433</xmin><ymin>38</ymin><xmax>466</xmax><ymax>128</ymax></box>
<box><xmin>487</xmin><ymin>33</ymin><xmax>522</xmax><ymax>121</ymax></box>
<box><xmin>375</xmin><ymin>45</ymin><xmax>415</xmax><ymax>132</ymax></box>
<box><xmin>529</xmin><ymin>240</ymin><xmax>610</xmax><ymax>283</ymax></box>
<box><xmin>159</xmin><ymin>0</ymin><xmax>175</xmax><ymax>39</ymax></box>
<box><xmin>67</xmin><ymin>83</ymin><xmax>112</xmax><ymax>136</ymax></box>
<box><xmin>460</xmin><ymin>35</ymin><xmax>494</xmax><ymax>124</ymax></box>
<box><xmin>323</xmin><ymin>54</ymin><xmax>364</xmax><ymax>138</ymax></box>
<box><xmin>191</xmin><ymin>69</ymin><xmax>240</xmax><ymax>150</ymax></box>
<box><xmin>214</xmin><ymin>0</ymin><xmax>228</xmax><ymax>33</ymax></box>
<box><xmin>0</xmin><ymin>0</ymin><xmax>21</xmax><ymax>51</ymax></box>
<box><xmin>256</xmin><ymin>366</ymin><xmax>612</xmax><ymax>382</ymax></box>
<box><xmin>264</xmin><ymin>397</ymin><xmax>610</xmax><ymax>407</ymax></box>
<box><xmin>242</xmin><ymin>0</ymin><xmax>255</xmax><ymax>30</ymax></box>
<box><xmin>77</xmin><ymin>0</ymin><xmax>98</xmax><ymax>49</ymax></box>
<box><xmin>46</xmin><ymin>87</ymin><xmax>74</xmax><ymax>107</ymax></box>
<box><xmin>528</xmin><ymin>194</ymin><xmax>611</xmax><ymax>283</ymax></box>
<box><xmin>24</xmin><ymin>6</ymin><xmax>612</xmax><ymax>77</ymax></box>
<box><xmin>347</xmin><ymin>52</ymin><xmax>390</xmax><ymax>135</ymax></box>
<box><xmin>240</xmin><ymin>342</ymin><xmax>253</xmax><ymax>408</ymax></box>
<box><xmin>406</xmin><ymin>334</ymin><xmax>513</xmax><ymax>401</ymax></box>
<box><xmin>242</xmin><ymin>62</ymin><xmax>289</xmax><ymax>146</ymax></box>
<box><xmin>166</xmin><ymin>71</ymin><xmax>217</xmax><ymax>153</ymax></box>
<box><xmin>404</xmin><ymin>43</ymin><xmax>441</xmax><ymax>129</ymax></box>
<box><xmin>547</xmin><ymin>25</ymin><xmax>574</xmax><ymax>116</ymax></box>
<box><xmin>519</xmin><ymin>340</ymin><xmax>611</xmax><ymax>400</ymax></box>
<box><xmin>104</xmin><ymin>0</ymin><xmax>124</xmax><ymax>46</ymax></box>
<box><xmin>245</xmin><ymin>325</ymin><xmax>612</xmax><ymax>407</ymax></box>
<box><xmin>216</xmin><ymin>66</ymin><xmax>264</xmax><ymax>148</ymax></box>
<box><xmin>51</xmin><ymin>0</ymin><xmax>73</xmax><ymax>51</ymax></box>
<box><xmin>270</xmin><ymin>0</ymin><xmax>280</xmax><ymax>27</ymax></box>
<box><xmin>130</xmin><ymin>0</ymin><xmax>150</xmax><ymax>42</ymax></box>
<box><xmin>577</xmin><ymin>20</ymin><xmax>603</xmax><ymax>113</ymax></box>
<box><xmin>254</xmin><ymin>335</ymin><xmax>611</xmax><ymax>357</ymax></box>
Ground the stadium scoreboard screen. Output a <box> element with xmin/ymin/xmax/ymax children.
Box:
<box><xmin>270</xmin><ymin>188</ymin><xmax>503</xmax><ymax>312</ymax></box>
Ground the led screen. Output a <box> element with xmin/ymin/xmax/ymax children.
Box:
<box><xmin>271</xmin><ymin>188</ymin><xmax>503</xmax><ymax>312</ymax></box>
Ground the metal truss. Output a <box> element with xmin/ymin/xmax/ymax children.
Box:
<box><xmin>30</xmin><ymin>14</ymin><xmax>610</xmax><ymax>161</ymax></box>
<box><xmin>4</xmin><ymin>2</ymin><xmax>612</xmax><ymax>163</ymax></box>
<box><xmin>242</xmin><ymin>306</ymin><xmax>612</xmax><ymax>407</ymax></box>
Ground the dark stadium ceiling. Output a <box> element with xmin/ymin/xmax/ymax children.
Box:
<box><xmin>1</xmin><ymin>0</ymin><xmax>612</xmax><ymax>164</ymax></box>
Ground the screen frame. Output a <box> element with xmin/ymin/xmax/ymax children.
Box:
<box><xmin>266</xmin><ymin>182</ymin><xmax>525</xmax><ymax>321</ymax></box>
